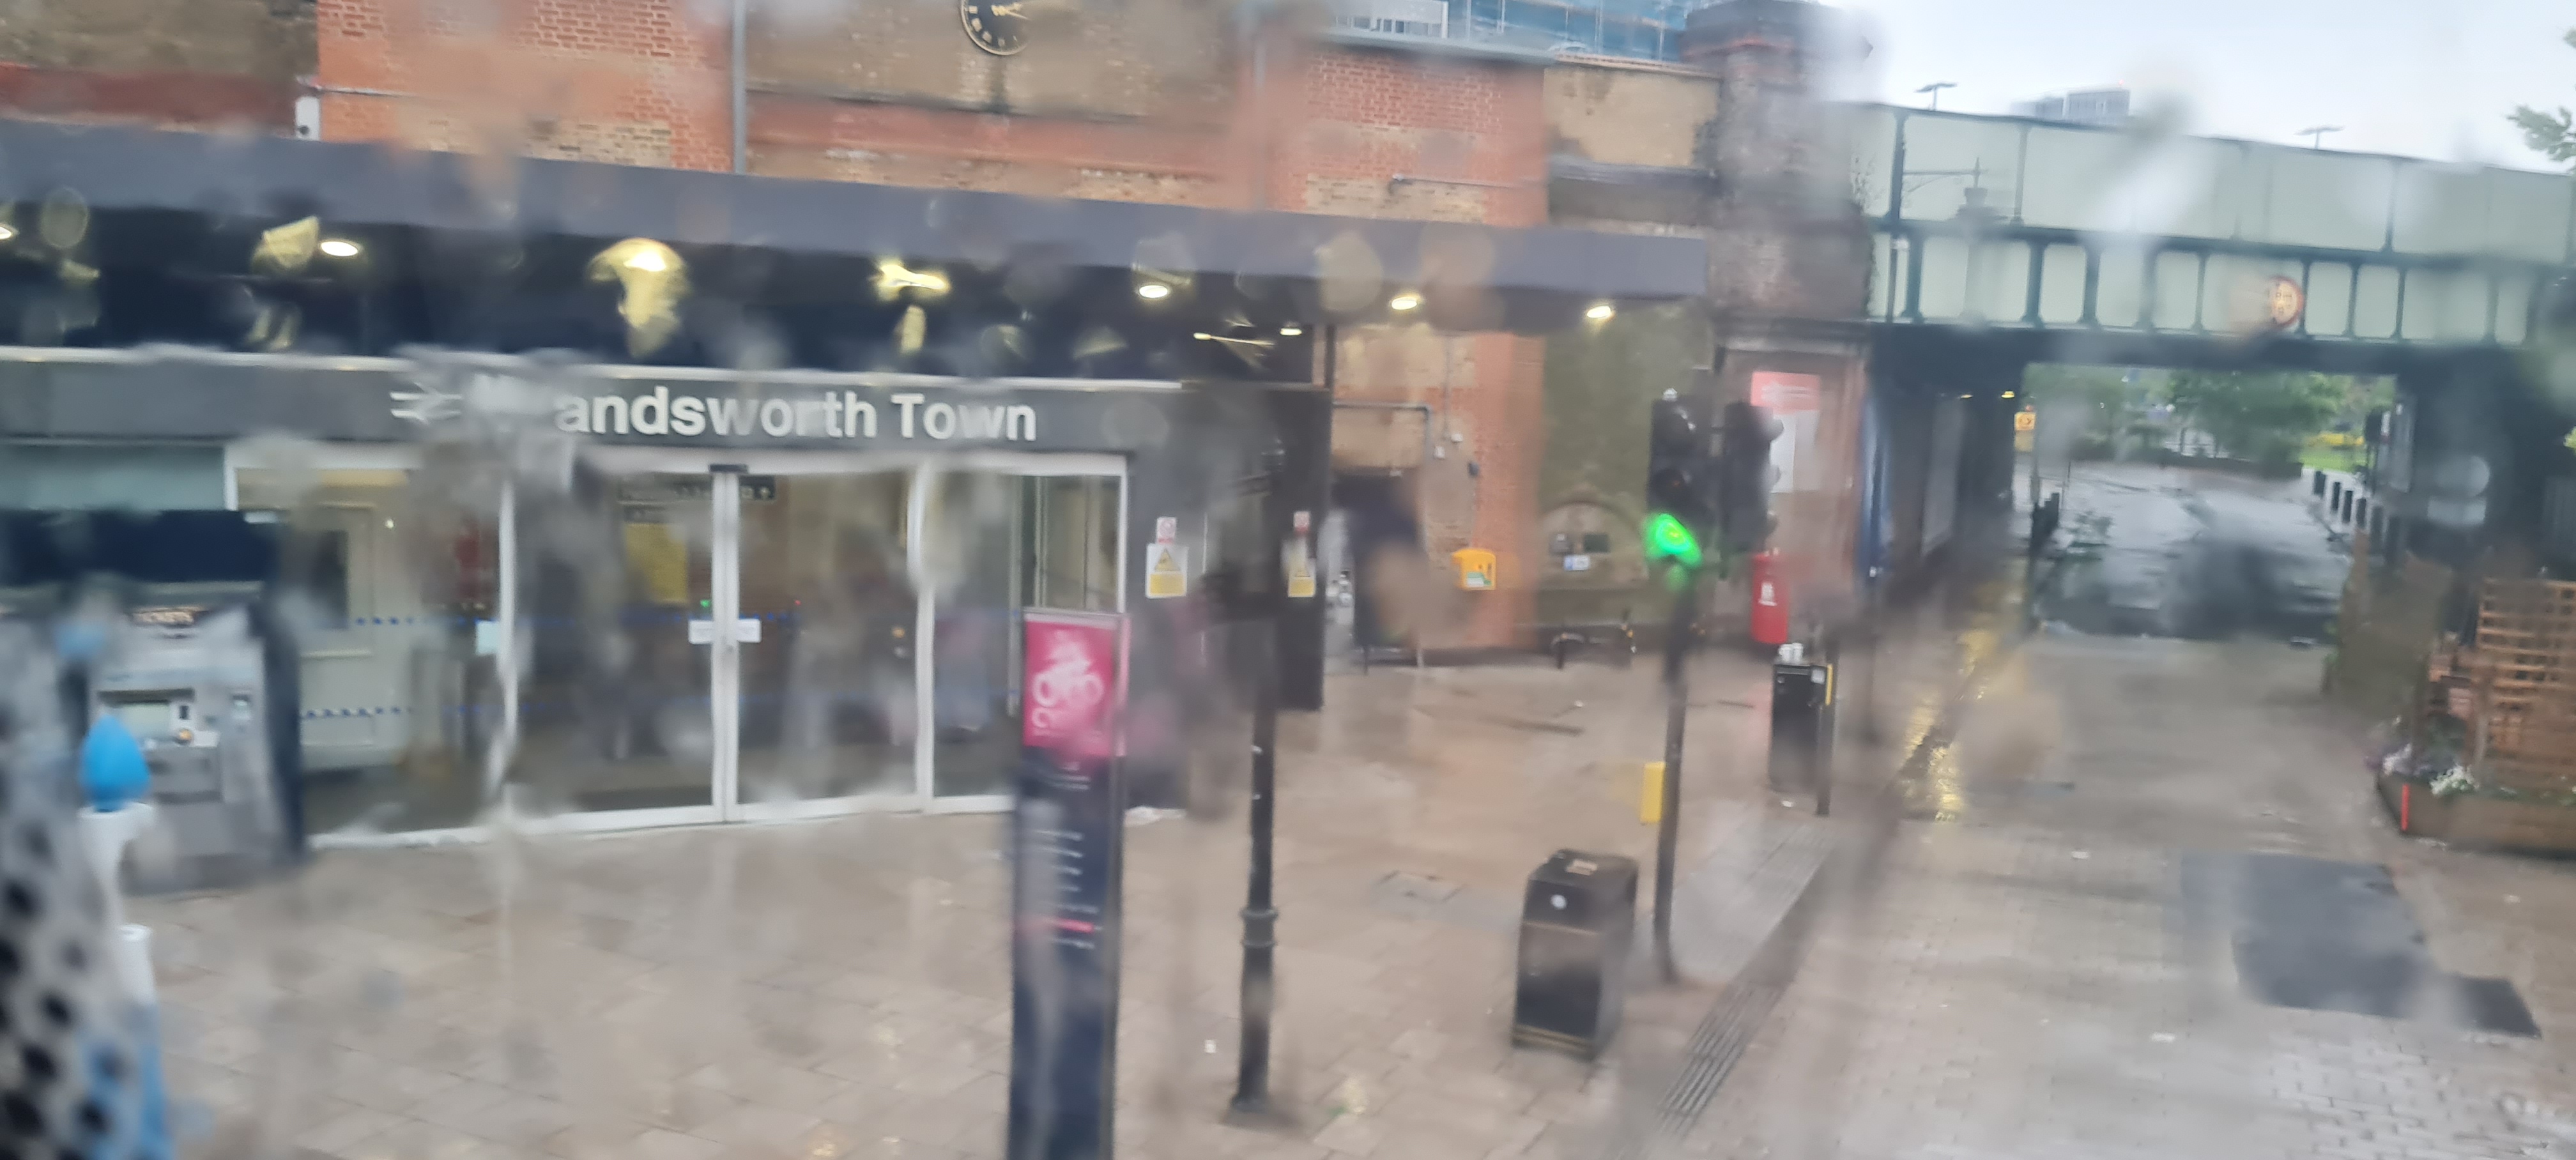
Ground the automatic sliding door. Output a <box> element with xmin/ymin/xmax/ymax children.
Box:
<box><xmin>511</xmin><ymin>469</ymin><xmax>717</xmax><ymax>817</ymax></box>
<box><xmin>734</xmin><ymin>470</ymin><xmax>919</xmax><ymax>807</ymax></box>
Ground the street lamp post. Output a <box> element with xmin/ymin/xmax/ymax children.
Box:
<box><xmin>1231</xmin><ymin>445</ymin><xmax>1287</xmax><ymax>1121</ymax></box>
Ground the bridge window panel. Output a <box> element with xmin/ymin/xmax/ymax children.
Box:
<box><xmin>2392</xmin><ymin>268</ymin><xmax>2435</xmax><ymax>341</ymax></box>
<box><xmin>2400</xmin><ymin>269</ymin><xmax>2491</xmax><ymax>343</ymax></box>
<box><xmin>2352</xmin><ymin>265</ymin><xmax>2403</xmax><ymax>339</ymax></box>
<box><xmin>1850</xmin><ymin>107</ymin><xmax>1899</xmax><ymax>219</ymax></box>
<box><xmin>2392</xmin><ymin>165</ymin><xmax>2490</xmax><ymax>256</ymax></box>
<box><xmin>1870</xmin><ymin>234</ymin><xmax>1898</xmax><ymax>319</ymax></box>
<box><xmin>2037</xmin><ymin>244</ymin><xmax>2089</xmax><ymax>324</ymax></box>
<box><xmin>2497</xmin><ymin>275</ymin><xmax>2534</xmax><ymax>346</ymax></box>
<box><xmin>2483</xmin><ymin>170</ymin><xmax>2573</xmax><ymax>263</ymax></box>
<box><xmin>1913</xmin><ymin>234</ymin><xmax>1973</xmax><ymax>320</ymax></box>
<box><xmin>1963</xmin><ymin>240</ymin><xmax>2032</xmax><ymax>323</ymax></box>
<box><xmin>2199</xmin><ymin>254</ymin><xmax>2298</xmax><ymax>333</ymax></box>
<box><xmin>2015</xmin><ymin>128</ymin><xmax>2129</xmax><ymax>232</ymax></box>
<box><xmin>2092</xmin><ymin>246</ymin><xmax>2147</xmax><ymax>328</ymax></box>
<box><xmin>2304</xmin><ymin>263</ymin><xmax>2354</xmax><ymax>337</ymax></box>
<box><xmin>1896</xmin><ymin>113</ymin><xmax>2022</xmax><ymax>223</ymax></box>
<box><xmin>2448</xmin><ymin>270</ymin><xmax>2498</xmax><ymax>342</ymax></box>
<box><xmin>2124</xmin><ymin>136</ymin><xmax>2241</xmax><ymax>240</ymax></box>
<box><xmin>2024</xmin><ymin>129</ymin><xmax>2238</xmax><ymax>240</ymax></box>
<box><xmin>2150</xmin><ymin>252</ymin><xmax>2202</xmax><ymax>330</ymax></box>
<box><xmin>2260</xmin><ymin>150</ymin><xmax>2396</xmax><ymax>252</ymax></box>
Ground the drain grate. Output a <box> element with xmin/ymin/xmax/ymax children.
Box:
<box><xmin>1598</xmin><ymin>982</ymin><xmax>1787</xmax><ymax>1160</ymax></box>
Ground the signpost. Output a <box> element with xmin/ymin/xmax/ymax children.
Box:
<box><xmin>1007</xmin><ymin>609</ymin><xmax>1128</xmax><ymax>1160</ymax></box>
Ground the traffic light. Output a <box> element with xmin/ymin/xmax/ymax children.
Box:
<box><xmin>1642</xmin><ymin>391</ymin><xmax>1712</xmax><ymax>570</ymax></box>
<box><xmin>1715</xmin><ymin>401</ymin><xmax>1782</xmax><ymax>554</ymax></box>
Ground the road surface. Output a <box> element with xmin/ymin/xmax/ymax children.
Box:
<box><xmin>2034</xmin><ymin>460</ymin><xmax>2347</xmax><ymax>641</ymax></box>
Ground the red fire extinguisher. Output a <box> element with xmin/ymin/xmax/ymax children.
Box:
<box><xmin>1749</xmin><ymin>550</ymin><xmax>1789</xmax><ymax>647</ymax></box>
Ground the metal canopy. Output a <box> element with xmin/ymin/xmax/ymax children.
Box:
<box><xmin>0</xmin><ymin>119</ymin><xmax>1708</xmax><ymax>304</ymax></box>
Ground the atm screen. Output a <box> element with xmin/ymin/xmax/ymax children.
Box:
<box><xmin>108</xmin><ymin>699</ymin><xmax>174</xmax><ymax>738</ymax></box>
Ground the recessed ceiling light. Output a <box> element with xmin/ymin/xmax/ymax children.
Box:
<box><xmin>1388</xmin><ymin>293</ymin><xmax>1422</xmax><ymax>312</ymax></box>
<box><xmin>1137</xmin><ymin>282</ymin><xmax>1172</xmax><ymax>300</ymax></box>
<box><xmin>875</xmin><ymin>258</ymin><xmax>949</xmax><ymax>300</ymax></box>
<box><xmin>318</xmin><ymin>238</ymin><xmax>362</xmax><ymax>258</ymax></box>
<box><xmin>1280</xmin><ymin>324</ymin><xmax>1303</xmax><ymax>337</ymax></box>
<box><xmin>1585</xmin><ymin>302</ymin><xmax>1615</xmax><ymax>321</ymax></box>
<box><xmin>0</xmin><ymin>225</ymin><xmax>19</xmax><ymax>242</ymax></box>
<box><xmin>624</xmin><ymin>247</ymin><xmax>669</xmax><ymax>273</ymax></box>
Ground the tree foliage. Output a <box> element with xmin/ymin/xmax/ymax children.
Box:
<box><xmin>2165</xmin><ymin>370</ymin><xmax>2343</xmax><ymax>466</ymax></box>
<box><xmin>2022</xmin><ymin>364</ymin><xmax>2136</xmax><ymax>409</ymax></box>
<box><xmin>2511</xmin><ymin>30</ymin><xmax>2576</xmax><ymax>168</ymax></box>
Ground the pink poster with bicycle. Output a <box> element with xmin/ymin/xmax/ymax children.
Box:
<box><xmin>1022</xmin><ymin>610</ymin><xmax>1126</xmax><ymax>760</ymax></box>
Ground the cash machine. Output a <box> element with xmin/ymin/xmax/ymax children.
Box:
<box><xmin>2</xmin><ymin>511</ymin><xmax>305</xmax><ymax>892</ymax></box>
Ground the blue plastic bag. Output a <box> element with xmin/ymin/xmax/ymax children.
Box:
<box><xmin>80</xmin><ymin>715</ymin><xmax>152</xmax><ymax>812</ymax></box>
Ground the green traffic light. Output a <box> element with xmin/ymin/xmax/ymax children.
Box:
<box><xmin>1643</xmin><ymin>512</ymin><xmax>1703</xmax><ymax>570</ymax></box>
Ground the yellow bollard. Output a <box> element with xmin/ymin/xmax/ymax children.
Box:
<box><xmin>1641</xmin><ymin>761</ymin><xmax>1664</xmax><ymax>825</ymax></box>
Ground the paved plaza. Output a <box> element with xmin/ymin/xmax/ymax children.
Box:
<box><xmin>141</xmin><ymin>606</ymin><xmax>2576</xmax><ymax>1160</ymax></box>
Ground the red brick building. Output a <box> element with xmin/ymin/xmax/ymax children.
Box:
<box><xmin>0</xmin><ymin>0</ymin><xmax>1894</xmax><ymax>657</ymax></box>
<box><xmin>296</xmin><ymin>0</ymin><xmax>1569</xmax><ymax>650</ymax></box>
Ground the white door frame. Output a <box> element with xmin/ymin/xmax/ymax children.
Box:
<box><xmin>719</xmin><ymin>452</ymin><xmax>928</xmax><ymax>823</ymax></box>
<box><xmin>731</xmin><ymin>449</ymin><xmax>1125</xmax><ymax>817</ymax></box>
<box><xmin>246</xmin><ymin>440</ymin><xmax>1130</xmax><ymax>841</ymax></box>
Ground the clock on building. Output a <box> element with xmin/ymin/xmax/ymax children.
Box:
<box><xmin>961</xmin><ymin>0</ymin><xmax>1029</xmax><ymax>55</ymax></box>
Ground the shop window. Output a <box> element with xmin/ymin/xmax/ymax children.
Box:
<box><xmin>1025</xmin><ymin>475</ymin><xmax>1120</xmax><ymax>612</ymax></box>
<box><xmin>233</xmin><ymin>466</ymin><xmax>492</xmax><ymax>835</ymax></box>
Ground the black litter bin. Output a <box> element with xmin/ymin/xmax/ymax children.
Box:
<box><xmin>1512</xmin><ymin>850</ymin><xmax>1637</xmax><ymax>1057</ymax></box>
<box><xmin>1768</xmin><ymin>660</ymin><xmax>1830</xmax><ymax>795</ymax></box>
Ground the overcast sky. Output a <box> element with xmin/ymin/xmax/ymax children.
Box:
<box><xmin>1837</xmin><ymin>0</ymin><xmax>2571</xmax><ymax>170</ymax></box>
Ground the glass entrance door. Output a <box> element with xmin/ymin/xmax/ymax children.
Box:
<box><xmin>732</xmin><ymin>468</ymin><xmax>920</xmax><ymax>814</ymax></box>
<box><xmin>513</xmin><ymin>468</ymin><xmax>719</xmax><ymax>821</ymax></box>
<box><xmin>491</xmin><ymin>451</ymin><xmax>1123</xmax><ymax>830</ymax></box>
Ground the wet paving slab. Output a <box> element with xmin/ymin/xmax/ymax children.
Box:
<box><xmin>2180</xmin><ymin>850</ymin><xmax>2542</xmax><ymax>1037</ymax></box>
<box><xmin>2036</xmin><ymin>461</ymin><xmax>2347</xmax><ymax>643</ymax></box>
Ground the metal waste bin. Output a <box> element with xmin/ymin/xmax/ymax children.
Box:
<box><xmin>1512</xmin><ymin>850</ymin><xmax>1637</xmax><ymax>1057</ymax></box>
<box><xmin>1768</xmin><ymin>659</ymin><xmax>1830</xmax><ymax>796</ymax></box>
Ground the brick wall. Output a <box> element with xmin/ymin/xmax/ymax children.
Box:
<box><xmin>308</xmin><ymin>6</ymin><xmax>1561</xmax><ymax>648</ymax></box>
<box><xmin>316</xmin><ymin>0</ymin><xmax>728</xmax><ymax>169</ymax></box>
<box><xmin>0</xmin><ymin>0</ymin><xmax>310</xmax><ymax>128</ymax></box>
<box><xmin>742</xmin><ymin>0</ymin><xmax>1237</xmax><ymax>199</ymax></box>
<box><xmin>1278</xmin><ymin>45</ymin><xmax>1546</xmax><ymax>225</ymax></box>
<box><xmin>748</xmin><ymin>97</ymin><xmax>1234</xmax><ymax>205</ymax></box>
<box><xmin>749</xmin><ymin>0</ymin><xmax>1231</xmax><ymax>124</ymax></box>
<box><xmin>756</xmin><ymin>33</ymin><xmax>1559</xmax><ymax>648</ymax></box>
<box><xmin>1545</xmin><ymin>57</ymin><xmax>1717</xmax><ymax>169</ymax></box>
<box><xmin>1281</xmin><ymin>43</ymin><xmax>1551</xmax><ymax>649</ymax></box>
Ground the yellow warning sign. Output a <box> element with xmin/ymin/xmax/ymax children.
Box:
<box><xmin>1145</xmin><ymin>542</ymin><xmax>1188</xmax><ymax>599</ymax></box>
<box><xmin>2014</xmin><ymin>410</ymin><xmax>2037</xmax><ymax>432</ymax></box>
<box><xmin>1285</xmin><ymin>540</ymin><xmax>1317</xmax><ymax>599</ymax></box>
